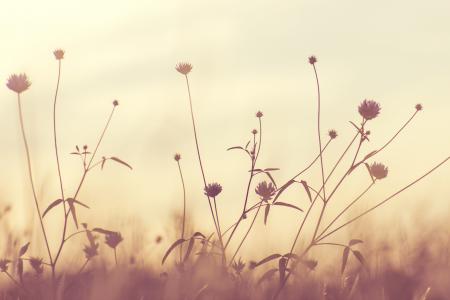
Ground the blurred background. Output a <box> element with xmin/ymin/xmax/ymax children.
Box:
<box><xmin>0</xmin><ymin>0</ymin><xmax>449</xmax><ymax>269</ymax></box>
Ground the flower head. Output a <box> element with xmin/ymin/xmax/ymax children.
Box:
<box><xmin>53</xmin><ymin>49</ymin><xmax>65</xmax><ymax>60</ymax></box>
<box><xmin>83</xmin><ymin>243</ymin><xmax>99</xmax><ymax>259</ymax></box>
<box><xmin>29</xmin><ymin>257</ymin><xmax>44</xmax><ymax>274</ymax></box>
<box><xmin>175</xmin><ymin>62</ymin><xmax>193</xmax><ymax>75</ymax></box>
<box><xmin>204</xmin><ymin>182</ymin><xmax>222</xmax><ymax>198</ymax></box>
<box><xmin>256</xmin><ymin>111</ymin><xmax>263</xmax><ymax>118</ymax></box>
<box><xmin>255</xmin><ymin>181</ymin><xmax>276</xmax><ymax>201</ymax></box>
<box><xmin>309</xmin><ymin>56</ymin><xmax>317</xmax><ymax>65</ymax></box>
<box><xmin>415</xmin><ymin>103</ymin><xmax>423</xmax><ymax>111</ymax></box>
<box><xmin>174</xmin><ymin>153</ymin><xmax>181</xmax><ymax>161</ymax></box>
<box><xmin>105</xmin><ymin>232</ymin><xmax>123</xmax><ymax>249</ymax></box>
<box><xmin>252</xmin><ymin>129</ymin><xmax>258</xmax><ymax>135</ymax></box>
<box><xmin>6</xmin><ymin>74</ymin><xmax>31</xmax><ymax>94</ymax></box>
<box><xmin>370</xmin><ymin>162</ymin><xmax>388</xmax><ymax>180</ymax></box>
<box><xmin>328</xmin><ymin>129</ymin><xmax>338</xmax><ymax>139</ymax></box>
<box><xmin>232</xmin><ymin>258</ymin><xmax>246</xmax><ymax>275</ymax></box>
<box><xmin>113</xmin><ymin>100</ymin><xmax>119</xmax><ymax>106</ymax></box>
<box><xmin>0</xmin><ymin>259</ymin><xmax>11</xmax><ymax>272</ymax></box>
<box><xmin>358</xmin><ymin>99</ymin><xmax>381</xmax><ymax>120</ymax></box>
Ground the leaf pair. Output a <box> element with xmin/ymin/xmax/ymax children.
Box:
<box><xmin>341</xmin><ymin>239</ymin><xmax>365</xmax><ymax>274</ymax></box>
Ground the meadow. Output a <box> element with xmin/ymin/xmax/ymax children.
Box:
<box><xmin>0</xmin><ymin>50</ymin><xmax>449</xmax><ymax>300</ymax></box>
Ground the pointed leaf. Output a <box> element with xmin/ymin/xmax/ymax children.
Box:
<box><xmin>254</xmin><ymin>253</ymin><xmax>282</xmax><ymax>268</ymax></box>
<box><xmin>264</xmin><ymin>205</ymin><xmax>271</xmax><ymax>225</ymax></box>
<box><xmin>66</xmin><ymin>198</ymin><xmax>79</xmax><ymax>229</ymax></box>
<box><xmin>19</xmin><ymin>242</ymin><xmax>30</xmax><ymax>257</ymax></box>
<box><xmin>363</xmin><ymin>150</ymin><xmax>378</xmax><ymax>161</ymax></box>
<box><xmin>273</xmin><ymin>202</ymin><xmax>303</xmax><ymax>212</ymax></box>
<box><xmin>273</xmin><ymin>179</ymin><xmax>295</xmax><ymax>203</ymax></box>
<box><xmin>192</xmin><ymin>232</ymin><xmax>206</xmax><ymax>239</ymax></box>
<box><xmin>349</xmin><ymin>239</ymin><xmax>364</xmax><ymax>247</ymax></box>
<box><xmin>92</xmin><ymin>228</ymin><xmax>116</xmax><ymax>235</ymax></box>
<box><xmin>162</xmin><ymin>238</ymin><xmax>186</xmax><ymax>265</ymax></box>
<box><xmin>101</xmin><ymin>157</ymin><xmax>106</xmax><ymax>170</ymax></box>
<box><xmin>278</xmin><ymin>258</ymin><xmax>287</xmax><ymax>284</ymax></box>
<box><xmin>349</xmin><ymin>121</ymin><xmax>362</xmax><ymax>133</ymax></box>
<box><xmin>341</xmin><ymin>247</ymin><xmax>350</xmax><ymax>274</ymax></box>
<box><xmin>352</xmin><ymin>250</ymin><xmax>366</xmax><ymax>266</ymax></box>
<box><xmin>300</xmin><ymin>180</ymin><xmax>313</xmax><ymax>203</ymax></box>
<box><xmin>73</xmin><ymin>199</ymin><xmax>90</xmax><ymax>209</ymax></box>
<box><xmin>244</xmin><ymin>140</ymin><xmax>251</xmax><ymax>150</ymax></box>
<box><xmin>17</xmin><ymin>259</ymin><xmax>23</xmax><ymax>283</ymax></box>
<box><xmin>264</xmin><ymin>172</ymin><xmax>277</xmax><ymax>188</ymax></box>
<box><xmin>183</xmin><ymin>238</ymin><xmax>195</xmax><ymax>262</ymax></box>
<box><xmin>264</xmin><ymin>168</ymin><xmax>280</xmax><ymax>172</ymax></box>
<box><xmin>42</xmin><ymin>199</ymin><xmax>63</xmax><ymax>218</ymax></box>
<box><xmin>110</xmin><ymin>157</ymin><xmax>133</xmax><ymax>170</ymax></box>
<box><xmin>283</xmin><ymin>253</ymin><xmax>299</xmax><ymax>260</ymax></box>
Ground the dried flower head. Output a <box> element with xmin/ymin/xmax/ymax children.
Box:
<box><xmin>174</xmin><ymin>153</ymin><xmax>181</xmax><ymax>161</ymax></box>
<box><xmin>105</xmin><ymin>232</ymin><xmax>123</xmax><ymax>249</ymax></box>
<box><xmin>370</xmin><ymin>162</ymin><xmax>389</xmax><ymax>180</ymax></box>
<box><xmin>204</xmin><ymin>182</ymin><xmax>222</xmax><ymax>198</ymax></box>
<box><xmin>328</xmin><ymin>129</ymin><xmax>338</xmax><ymax>139</ymax></box>
<box><xmin>252</xmin><ymin>129</ymin><xmax>258</xmax><ymax>135</ymax></box>
<box><xmin>0</xmin><ymin>259</ymin><xmax>11</xmax><ymax>272</ymax></box>
<box><xmin>29</xmin><ymin>257</ymin><xmax>44</xmax><ymax>274</ymax></box>
<box><xmin>415</xmin><ymin>103</ymin><xmax>423</xmax><ymax>111</ymax></box>
<box><xmin>53</xmin><ymin>49</ymin><xmax>65</xmax><ymax>60</ymax></box>
<box><xmin>232</xmin><ymin>258</ymin><xmax>246</xmax><ymax>275</ymax></box>
<box><xmin>175</xmin><ymin>62</ymin><xmax>193</xmax><ymax>75</ymax></box>
<box><xmin>255</xmin><ymin>181</ymin><xmax>276</xmax><ymax>201</ymax></box>
<box><xmin>256</xmin><ymin>111</ymin><xmax>263</xmax><ymax>118</ymax></box>
<box><xmin>358</xmin><ymin>99</ymin><xmax>381</xmax><ymax>120</ymax></box>
<box><xmin>83</xmin><ymin>243</ymin><xmax>99</xmax><ymax>259</ymax></box>
<box><xmin>113</xmin><ymin>100</ymin><xmax>119</xmax><ymax>106</ymax></box>
<box><xmin>6</xmin><ymin>74</ymin><xmax>31</xmax><ymax>94</ymax></box>
<box><xmin>309</xmin><ymin>56</ymin><xmax>317</xmax><ymax>65</ymax></box>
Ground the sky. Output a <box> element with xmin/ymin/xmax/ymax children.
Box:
<box><xmin>0</xmin><ymin>0</ymin><xmax>449</xmax><ymax>263</ymax></box>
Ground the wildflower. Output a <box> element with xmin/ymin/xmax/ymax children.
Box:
<box><xmin>232</xmin><ymin>258</ymin><xmax>246</xmax><ymax>274</ymax></box>
<box><xmin>370</xmin><ymin>162</ymin><xmax>388</xmax><ymax>180</ymax></box>
<box><xmin>415</xmin><ymin>103</ymin><xmax>423</xmax><ymax>111</ymax></box>
<box><xmin>256</xmin><ymin>111</ymin><xmax>263</xmax><ymax>118</ymax></box>
<box><xmin>53</xmin><ymin>49</ymin><xmax>65</xmax><ymax>60</ymax></box>
<box><xmin>309</xmin><ymin>56</ymin><xmax>317</xmax><ymax>65</ymax></box>
<box><xmin>113</xmin><ymin>100</ymin><xmax>119</xmax><ymax>106</ymax></box>
<box><xmin>6</xmin><ymin>74</ymin><xmax>31</xmax><ymax>94</ymax></box>
<box><xmin>29</xmin><ymin>257</ymin><xmax>44</xmax><ymax>274</ymax></box>
<box><xmin>328</xmin><ymin>129</ymin><xmax>338</xmax><ymax>139</ymax></box>
<box><xmin>358</xmin><ymin>99</ymin><xmax>381</xmax><ymax>120</ymax></box>
<box><xmin>255</xmin><ymin>181</ymin><xmax>276</xmax><ymax>201</ymax></box>
<box><xmin>0</xmin><ymin>259</ymin><xmax>10</xmax><ymax>272</ymax></box>
<box><xmin>252</xmin><ymin>129</ymin><xmax>258</xmax><ymax>135</ymax></box>
<box><xmin>175</xmin><ymin>62</ymin><xmax>193</xmax><ymax>75</ymax></box>
<box><xmin>204</xmin><ymin>183</ymin><xmax>222</xmax><ymax>198</ymax></box>
<box><xmin>105</xmin><ymin>232</ymin><xmax>123</xmax><ymax>249</ymax></box>
<box><xmin>174</xmin><ymin>153</ymin><xmax>181</xmax><ymax>161</ymax></box>
<box><xmin>83</xmin><ymin>243</ymin><xmax>99</xmax><ymax>259</ymax></box>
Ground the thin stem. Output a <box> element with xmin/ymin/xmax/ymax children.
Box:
<box><xmin>313</xmin><ymin>64</ymin><xmax>327</xmax><ymax>201</ymax></box>
<box><xmin>114</xmin><ymin>248</ymin><xmax>118</xmax><ymax>266</ymax></box>
<box><xmin>16</xmin><ymin>94</ymin><xmax>53</xmax><ymax>265</ymax></box>
<box><xmin>4</xmin><ymin>271</ymin><xmax>26</xmax><ymax>293</ymax></box>
<box><xmin>183</xmin><ymin>74</ymin><xmax>224</xmax><ymax>262</ymax></box>
<box><xmin>317</xmin><ymin>181</ymin><xmax>375</xmax><ymax>241</ymax></box>
<box><xmin>177</xmin><ymin>161</ymin><xmax>187</xmax><ymax>262</ymax></box>
<box><xmin>317</xmin><ymin>156</ymin><xmax>449</xmax><ymax>242</ymax></box>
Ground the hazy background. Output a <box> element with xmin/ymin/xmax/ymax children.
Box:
<box><xmin>0</xmin><ymin>0</ymin><xmax>449</xmax><ymax>265</ymax></box>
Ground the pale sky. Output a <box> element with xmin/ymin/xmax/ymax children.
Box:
<box><xmin>1</xmin><ymin>0</ymin><xmax>449</xmax><ymax>263</ymax></box>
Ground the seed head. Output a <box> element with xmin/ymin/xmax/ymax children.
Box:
<box><xmin>0</xmin><ymin>259</ymin><xmax>11</xmax><ymax>272</ymax></box>
<box><xmin>358</xmin><ymin>99</ymin><xmax>381</xmax><ymax>120</ymax></box>
<box><xmin>255</xmin><ymin>181</ymin><xmax>276</xmax><ymax>201</ymax></box>
<box><xmin>256</xmin><ymin>111</ymin><xmax>263</xmax><ymax>118</ymax></box>
<box><xmin>113</xmin><ymin>100</ymin><xmax>119</xmax><ymax>106</ymax></box>
<box><xmin>309</xmin><ymin>56</ymin><xmax>317</xmax><ymax>65</ymax></box>
<box><xmin>29</xmin><ymin>257</ymin><xmax>44</xmax><ymax>274</ymax></box>
<box><xmin>370</xmin><ymin>162</ymin><xmax>388</xmax><ymax>180</ymax></box>
<box><xmin>83</xmin><ymin>243</ymin><xmax>99</xmax><ymax>259</ymax></box>
<box><xmin>53</xmin><ymin>49</ymin><xmax>65</xmax><ymax>60</ymax></box>
<box><xmin>252</xmin><ymin>129</ymin><xmax>258</xmax><ymax>135</ymax></box>
<box><xmin>204</xmin><ymin>182</ymin><xmax>222</xmax><ymax>198</ymax></box>
<box><xmin>415</xmin><ymin>103</ymin><xmax>423</xmax><ymax>111</ymax></box>
<box><xmin>6</xmin><ymin>74</ymin><xmax>31</xmax><ymax>94</ymax></box>
<box><xmin>175</xmin><ymin>62</ymin><xmax>193</xmax><ymax>75</ymax></box>
<box><xmin>105</xmin><ymin>232</ymin><xmax>123</xmax><ymax>249</ymax></box>
<box><xmin>328</xmin><ymin>129</ymin><xmax>338</xmax><ymax>139</ymax></box>
<box><xmin>232</xmin><ymin>258</ymin><xmax>246</xmax><ymax>275</ymax></box>
<box><xmin>174</xmin><ymin>153</ymin><xmax>181</xmax><ymax>161</ymax></box>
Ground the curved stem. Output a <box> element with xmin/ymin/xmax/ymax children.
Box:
<box><xmin>177</xmin><ymin>161</ymin><xmax>187</xmax><ymax>262</ymax></box>
<box><xmin>313</xmin><ymin>64</ymin><xmax>326</xmax><ymax>201</ymax></box>
<box><xmin>17</xmin><ymin>94</ymin><xmax>53</xmax><ymax>265</ymax></box>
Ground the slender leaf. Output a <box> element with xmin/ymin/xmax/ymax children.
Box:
<box><xmin>264</xmin><ymin>168</ymin><xmax>280</xmax><ymax>172</ymax></box>
<box><xmin>349</xmin><ymin>121</ymin><xmax>362</xmax><ymax>133</ymax></box>
<box><xmin>73</xmin><ymin>199</ymin><xmax>90</xmax><ymax>209</ymax></box>
<box><xmin>349</xmin><ymin>239</ymin><xmax>364</xmax><ymax>247</ymax></box>
<box><xmin>257</xmin><ymin>268</ymin><xmax>278</xmax><ymax>285</ymax></box>
<box><xmin>341</xmin><ymin>247</ymin><xmax>350</xmax><ymax>274</ymax></box>
<box><xmin>283</xmin><ymin>253</ymin><xmax>299</xmax><ymax>260</ymax></box>
<box><xmin>363</xmin><ymin>150</ymin><xmax>378</xmax><ymax>161</ymax></box>
<box><xmin>162</xmin><ymin>238</ymin><xmax>186</xmax><ymax>265</ymax></box>
<box><xmin>278</xmin><ymin>258</ymin><xmax>287</xmax><ymax>284</ymax></box>
<box><xmin>254</xmin><ymin>253</ymin><xmax>282</xmax><ymax>268</ymax></box>
<box><xmin>92</xmin><ymin>228</ymin><xmax>116</xmax><ymax>235</ymax></box>
<box><xmin>364</xmin><ymin>163</ymin><xmax>375</xmax><ymax>183</ymax></box>
<box><xmin>19</xmin><ymin>242</ymin><xmax>30</xmax><ymax>257</ymax></box>
<box><xmin>352</xmin><ymin>250</ymin><xmax>366</xmax><ymax>266</ymax></box>
<box><xmin>264</xmin><ymin>205</ymin><xmax>271</xmax><ymax>225</ymax></box>
<box><xmin>192</xmin><ymin>232</ymin><xmax>206</xmax><ymax>239</ymax></box>
<box><xmin>273</xmin><ymin>202</ymin><xmax>303</xmax><ymax>212</ymax></box>
<box><xmin>66</xmin><ymin>198</ymin><xmax>78</xmax><ymax>229</ymax></box>
<box><xmin>42</xmin><ymin>199</ymin><xmax>63</xmax><ymax>218</ymax></box>
<box><xmin>110</xmin><ymin>157</ymin><xmax>133</xmax><ymax>170</ymax></box>
<box><xmin>101</xmin><ymin>157</ymin><xmax>106</xmax><ymax>170</ymax></box>
<box><xmin>17</xmin><ymin>259</ymin><xmax>23</xmax><ymax>283</ymax></box>
<box><xmin>264</xmin><ymin>172</ymin><xmax>277</xmax><ymax>188</ymax></box>
<box><xmin>183</xmin><ymin>238</ymin><xmax>195</xmax><ymax>262</ymax></box>
<box><xmin>273</xmin><ymin>179</ymin><xmax>295</xmax><ymax>203</ymax></box>
<box><xmin>300</xmin><ymin>180</ymin><xmax>313</xmax><ymax>203</ymax></box>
